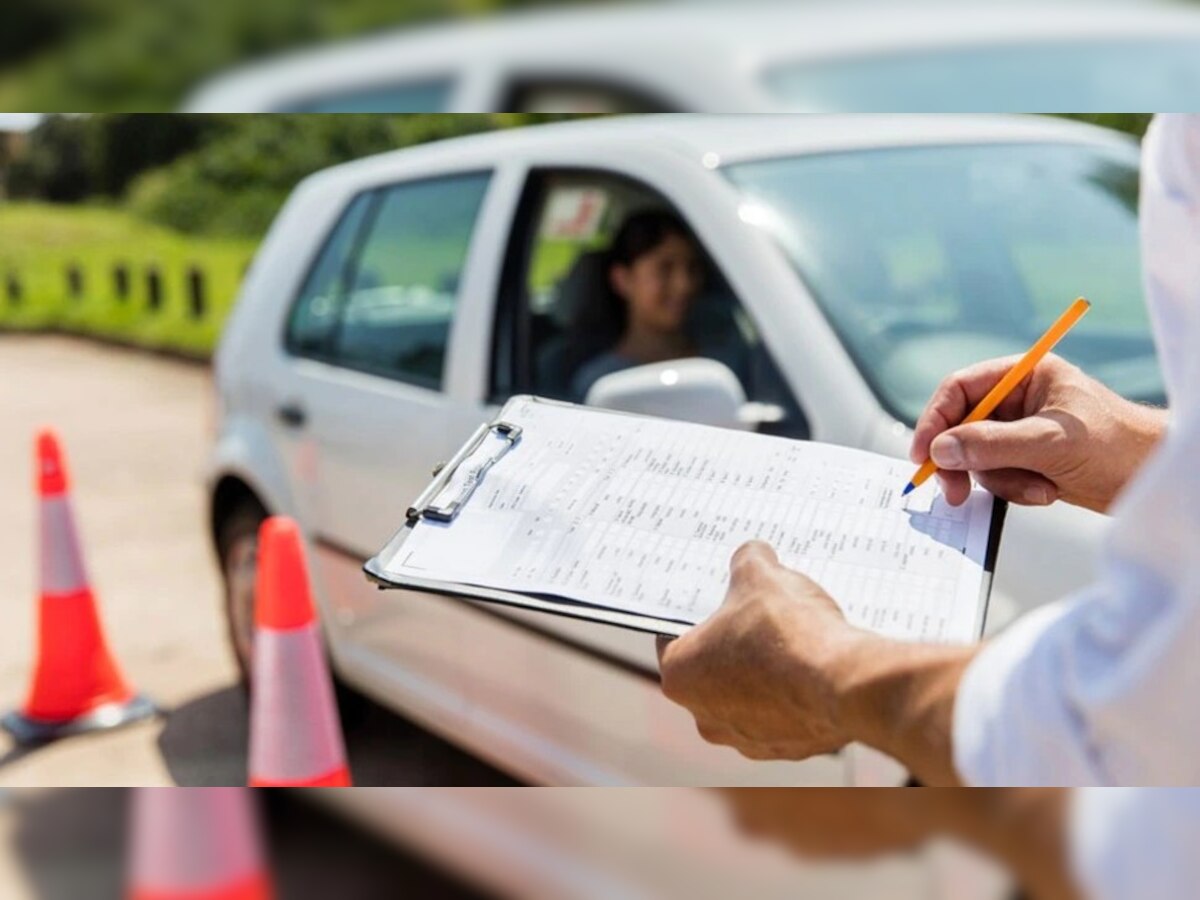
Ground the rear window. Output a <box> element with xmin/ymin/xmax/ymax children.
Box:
<box><xmin>276</xmin><ymin>79</ymin><xmax>454</xmax><ymax>112</ymax></box>
<box><xmin>285</xmin><ymin>171</ymin><xmax>492</xmax><ymax>390</ymax></box>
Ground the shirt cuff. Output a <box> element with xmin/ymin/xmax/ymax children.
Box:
<box><xmin>951</xmin><ymin>599</ymin><xmax>1100</xmax><ymax>786</ymax></box>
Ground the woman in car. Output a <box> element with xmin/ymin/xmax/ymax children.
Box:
<box><xmin>565</xmin><ymin>210</ymin><xmax>709</xmax><ymax>401</ymax></box>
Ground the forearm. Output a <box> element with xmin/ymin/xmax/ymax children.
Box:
<box><xmin>940</xmin><ymin>788</ymin><xmax>1079</xmax><ymax>900</ymax></box>
<box><xmin>831</xmin><ymin>633</ymin><xmax>977</xmax><ymax>786</ymax></box>
<box><xmin>1108</xmin><ymin>399</ymin><xmax>1168</xmax><ymax>504</ymax></box>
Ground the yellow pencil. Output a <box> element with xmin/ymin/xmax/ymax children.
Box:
<box><xmin>902</xmin><ymin>296</ymin><xmax>1092</xmax><ymax>496</ymax></box>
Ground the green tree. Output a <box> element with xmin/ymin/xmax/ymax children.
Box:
<box><xmin>126</xmin><ymin>113</ymin><xmax>563</xmax><ymax>236</ymax></box>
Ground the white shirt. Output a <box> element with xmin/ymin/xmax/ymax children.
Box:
<box><xmin>952</xmin><ymin>115</ymin><xmax>1200</xmax><ymax>891</ymax></box>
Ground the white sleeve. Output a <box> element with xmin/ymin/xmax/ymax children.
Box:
<box><xmin>953</xmin><ymin>558</ymin><xmax>1200</xmax><ymax>785</ymax></box>
<box><xmin>1071</xmin><ymin>789</ymin><xmax>1200</xmax><ymax>900</ymax></box>
<box><xmin>951</xmin><ymin>115</ymin><xmax>1200</xmax><ymax>787</ymax></box>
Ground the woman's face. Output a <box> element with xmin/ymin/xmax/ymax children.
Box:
<box><xmin>610</xmin><ymin>232</ymin><xmax>703</xmax><ymax>334</ymax></box>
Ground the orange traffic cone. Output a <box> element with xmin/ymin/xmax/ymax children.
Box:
<box><xmin>2</xmin><ymin>429</ymin><xmax>156</xmax><ymax>744</ymax></box>
<box><xmin>127</xmin><ymin>788</ymin><xmax>272</xmax><ymax>900</ymax></box>
<box><xmin>248</xmin><ymin>516</ymin><xmax>351</xmax><ymax>787</ymax></box>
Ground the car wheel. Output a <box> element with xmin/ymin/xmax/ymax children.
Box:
<box><xmin>215</xmin><ymin>499</ymin><xmax>366</xmax><ymax>725</ymax></box>
<box><xmin>216</xmin><ymin>499</ymin><xmax>267</xmax><ymax>685</ymax></box>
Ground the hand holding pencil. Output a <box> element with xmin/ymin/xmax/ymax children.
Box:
<box><xmin>908</xmin><ymin>297</ymin><xmax>1168</xmax><ymax>512</ymax></box>
<box><xmin>904</xmin><ymin>297</ymin><xmax>1091</xmax><ymax>497</ymax></box>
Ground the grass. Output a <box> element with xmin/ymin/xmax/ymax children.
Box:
<box><xmin>0</xmin><ymin>202</ymin><xmax>258</xmax><ymax>357</ymax></box>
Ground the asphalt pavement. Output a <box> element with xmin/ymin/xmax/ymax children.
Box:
<box><xmin>0</xmin><ymin>334</ymin><xmax>513</xmax><ymax>788</ymax></box>
<box><xmin>0</xmin><ymin>788</ymin><xmax>488</xmax><ymax>900</ymax></box>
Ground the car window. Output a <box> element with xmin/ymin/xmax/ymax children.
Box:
<box><xmin>277</xmin><ymin>79</ymin><xmax>454</xmax><ymax>112</ymax></box>
<box><xmin>285</xmin><ymin>191</ymin><xmax>375</xmax><ymax>358</ymax></box>
<box><xmin>763</xmin><ymin>39</ymin><xmax>1200</xmax><ymax>111</ymax></box>
<box><xmin>726</xmin><ymin>142</ymin><xmax>1160</xmax><ymax>424</ymax></box>
<box><xmin>495</xmin><ymin>170</ymin><xmax>810</xmax><ymax>439</ymax></box>
<box><xmin>332</xmin><ymin>172</ymin><xmax>491</xmax><ymax>390</ymax></box>
<box><xmin>504</xmin><ymin>80</ymin><xmax>672</xmax><ymax>113</ymax></box>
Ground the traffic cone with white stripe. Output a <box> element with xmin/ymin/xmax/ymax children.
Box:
<box><xmin>127</xmin><ymin>788</ymin><xmax>272</xmax><ymax>900</ymax></box>
<box><xmin>248</xmin><ymin>516</ymin><xmax>351</xmax><ymax>786</ymax></box>
<box><xmin>2</xmin><ymin>429</ymin><xmax>156</xmax><ymax>744</ymax></box>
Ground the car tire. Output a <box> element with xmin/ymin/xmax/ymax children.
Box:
<box><xmin>215</xmin><ymin>498</ymin><xmax>367</xmax><ymax>726</ymax></box>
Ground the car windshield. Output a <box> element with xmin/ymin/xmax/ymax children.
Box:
<box><xmin>724</xmin><ymin>142</ymin><xmax>1164</xmax><ymax>426</ymax></box>
<box><xmin>764</xmin><ymin>40</ymin><xmax>1200</xmax><ymax>111</ymax></box>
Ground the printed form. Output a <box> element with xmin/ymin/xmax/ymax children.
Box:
<box><xmin>383</xmin><ymin>398</ymin><xmax>997</xmax><ymax>643</ymax></box>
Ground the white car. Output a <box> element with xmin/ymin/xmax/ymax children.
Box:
<box><xmin>183</xmin><ymin>2</ymin><xmax>1200</xmax><ymax>113</ymax></box>
<box><xmin>209</xmin><ymin>114</ymin><xmax>1160</xmax><ymax>787</ymax></box>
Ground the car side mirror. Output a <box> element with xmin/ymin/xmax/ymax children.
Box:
<box><xmin>583</xmin><ymin>358</ymin><xmax>784</xmax><ymax>431</ymax></box>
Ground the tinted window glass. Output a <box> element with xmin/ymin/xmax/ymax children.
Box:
<box><xmin>279</xmin><ymin>79</ymin><xmax>453</xmax><ymax>112</ymax></box>
<box><xmin>501</xmin><ymin>171</ymin><xmax>810</xmax><ymax>438</ymax></box>
<box><xmin>335</xmin><ymin>172</ymin><xmax>491</xmax><ymax>389</ymax></box>
<box><xmin>286</xmin><ymin>192</ymin><xmax>374</xmax><ymax>357</ymax></box>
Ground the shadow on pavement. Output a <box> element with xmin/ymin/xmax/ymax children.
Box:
<box><xmin>156</xmin><ymin>683</ymin><xmax>517</xmax><ymax>787</ymax></box>
<box><xmin>0</xmin><ymin>745</ymin><xmax>35</xmax><ymax>772</ymax></box>
<box><xmin>156</xmin><ymin>685</ymin><xmax>250</xmax><ymax>786</ymax></box>
<box><xmin>5</xmin><ymin>789</ymin><xmax>494</xmax><ymax>900</ymax></box>
<box><xmin>7</xmin><ymin>788</ymin><xmax>125</xmax><ymax>900</ymax></box>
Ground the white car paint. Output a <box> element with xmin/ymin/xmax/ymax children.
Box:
<box><xmin>183</xmin><ymin>1</ymin><xmax>1200</xmax><ymax>113</ymax></box>
<box><xmin>210</xmin><ymin>114</ymin><xmax>1132</xmax><ymax>791</ymax></box>
<box><xmin>317</xmin><ymin>788</ymin><xmax>1012</xmax><ymax>900</ymax></box>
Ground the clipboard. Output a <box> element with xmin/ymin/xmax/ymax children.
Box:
<box><xmin>364</xmin><ymin>396</ymin><xmax>1006</xmax><ymax>640</ymax></box>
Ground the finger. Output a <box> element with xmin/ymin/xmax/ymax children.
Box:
<box><xmin>909</xmin><ymin>356</ymin><xmax>1028</xmax><ymax>463</ymax></box>
<box><xmin>935</xmin><ymin>470</ymin><xmax>973</xmax><ymax>506</ymax></box>
<box><xmin>729</xmin><ymin>540</ymin><xmax>779</xmax><ymax>581</ymax></box>
<box><xmin>974</xmin><ymin>469</ymin><xmax>1058</xmax><ymax>506</ymax></box>
<box><xmin>655</xmin><ymin>634</ymin><xmax>675</xmax><ymax>668</ymax></box>
<box><xmin>930</xmin><ymin>415</ymin><xmax>1064</xmax><ymax>474</ymax></box>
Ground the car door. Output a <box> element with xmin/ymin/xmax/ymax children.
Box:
<box><xmin>277</xmin><ymin>169</ymin><xmax>496</xmax><ymax>581</ymax></box>
<box><xmin>475</xmin><ymin>164</ymin><xmax>850</xmax><ymax>784</ymax></box>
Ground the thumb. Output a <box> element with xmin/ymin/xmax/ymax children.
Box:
<box><xmin>930</xmin><ymin>416</ymin><xmax>1061</xmax><ymax>474</ymax></box>
<box><xmin>729</xmin><ymin>540</ymin><xmax>780</xmax><ymax>582</ymax></box>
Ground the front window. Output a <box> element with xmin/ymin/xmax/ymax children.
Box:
<box><xmin>725</xmin><ymin>142</ymin><xmax>1162</xmax><ymax>425</ymax></box>
<box><xmin>764</xmin><ymin>40</ymin><xmax>1200</xmax><ymax>111</ymax></box>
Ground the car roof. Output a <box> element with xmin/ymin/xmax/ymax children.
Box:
<box><xmin>185</xmin><ymin>1</ymin><xmax>1200</xmax><ymax>111</ymax></box>
<box><xmin>304</xmin><ymin>114</ymin><xmax>1137</xmax><ymax>190</ymax></box>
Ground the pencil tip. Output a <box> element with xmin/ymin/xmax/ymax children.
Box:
<box><xmin>901</xmin><ymin>482</ymin><xmax>914</xmax><ymax>497</ymax></box>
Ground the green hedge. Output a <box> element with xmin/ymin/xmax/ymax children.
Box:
<box><xmin>0</xmin><ymin>202</ymin><xmax>256</xmax><ymax>357</ymax></box>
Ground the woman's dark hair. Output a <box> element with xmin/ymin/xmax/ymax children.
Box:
<box><xmin>561</xmin><ymin>209</ymin><xmax>699</xmax><ymax>378</ymax></box>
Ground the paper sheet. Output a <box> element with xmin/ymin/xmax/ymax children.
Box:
<box><xmin>384</xmin><ymin>398</ymin><xmax>996</xmax><ymax>643</ymax></box>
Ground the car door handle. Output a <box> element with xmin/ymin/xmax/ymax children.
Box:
<box><xmin>276</xmin><ymin>402</ymin><xmax>307</xmax><ymax>429</ymax></box>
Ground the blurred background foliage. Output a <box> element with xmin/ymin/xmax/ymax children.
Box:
<box><xmin>0</xmin><ymin>0</ymin><xmax>580</xmax><ymax>110</ymax></box>
<box><xmin>0</xmin><ymin>112</ymin><xmax>1160</xmax><ymax>358</ymax></box>
<box><xmin>4</xmin><ymin>113</ymin><xmax>555</xmax><ymax>235</ymax></box>
<box><xmin>0</xmin><ymin>113</ymin><xmax>568</xmax><ymax>355</ymax></box>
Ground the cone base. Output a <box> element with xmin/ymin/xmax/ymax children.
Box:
<box><xmin>1</xmin><ymin>693</ymin><xmax>158</xmax><ymax>745</ymax></box>
<box><xmin>249</xmin><ymin>764</ymin><xmax>352</xmax><ymax>788</ymax></box>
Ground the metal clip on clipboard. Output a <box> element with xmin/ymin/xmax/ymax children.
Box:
<box><xmin>406</xmin><ymin>421</ymin><xmax>523</xmax><ymax>524</ymax></box>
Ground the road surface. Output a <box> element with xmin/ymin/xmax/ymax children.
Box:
<box><xmin>0</xmin><ymin>335</ymin><xmax>513</xmax><ymax>788</ymax></box>
<box><xmin>0</xmin><ymin>788</ymin><xmax>487</xmax><ymax>900</ymax></box>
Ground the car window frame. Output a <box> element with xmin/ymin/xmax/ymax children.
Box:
<box><xmin>283</xmin><ymin>168</ymin><xmax>495</xmax><ymax>394</ymax></box>
<box><xmin>490</xmin><ymin>164</ymin><xmax>813</xmax><ymax>439</ymax></box>
<box><xmin>492</xmin><ymin>166</ymin><xmax>666</xmax><ymax>403</ymax></box>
